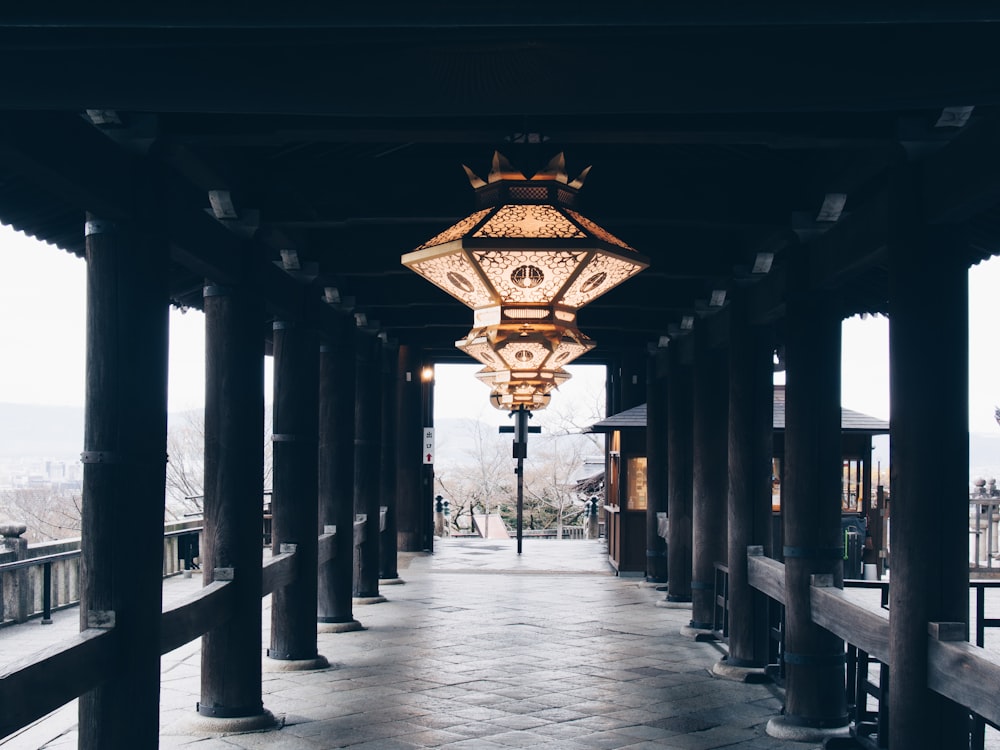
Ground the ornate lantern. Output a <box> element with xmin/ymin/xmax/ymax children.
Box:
<box><xmin>401</xmin><ymin>152</ymin><xmax>649</xmax><ymax>325</ymax></box>
<box><xmin>402</xmin><ymin>153</ymin><xmax>647</xmax><ymax>412</ymax></box>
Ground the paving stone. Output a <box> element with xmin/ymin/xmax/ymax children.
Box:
<box><xmin>0</xmin><ymin>538</ymin><xmax>917</xmax><ymax>749</ymax></box>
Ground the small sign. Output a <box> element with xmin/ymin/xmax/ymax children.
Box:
<box><xmin>423</xmin><ymin>427</ymin><xmax>435</xmax><ymax>464</ymax></box>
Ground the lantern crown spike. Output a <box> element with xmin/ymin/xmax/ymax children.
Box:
<box><xmin>462</xmin><ymin>164</ymin><xmax>487</xmax><ymax>189</ymax></box>
<box><xmin>531</xmin><ymin>152</ymin><xmax>570</xmax><ymax>183</ymax></box>
<box><xmin>489</xmin><ymin>152</ymin><xmax>526</xmax><ymax>183</ymax></box>
<box><xmin>569</xmin><ymin>164</ymin><xmax>592</xmax><ymax>189</ymax></box>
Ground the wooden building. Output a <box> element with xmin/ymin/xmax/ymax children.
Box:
<box><xmin>0</xmin><ymin>7</ymin><xmax>997</xmax><ymax>748</ymax></box>
<box><xmin>589</xmin><ymin>387</ymin><xmax>890</xmax><ymax>576</ymax></box>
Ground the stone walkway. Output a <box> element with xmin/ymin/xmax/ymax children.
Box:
<box><xmin>0</xmin><ymin>539</ymin><xmax>832</xmax><ymax>749</ymax></box>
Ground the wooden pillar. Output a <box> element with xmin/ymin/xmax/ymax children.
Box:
<box><xmin>318</xmin><ymin>314</ymin><xmax>361</xmax><ymax>631</ymax></box>
<box><xmin>888</xmin><ymin>164</ymin><xmax>969</xmax><ymax>748</ymax></box>
<box><xmin>645</xmin><ymin>348</ymin><xmax>669</xmax><ymax>582</ymax></box>
<box><xmin>353</xmin><ymin>333</ymin><xmax>383</xmax><ymax>599</ymax></box>
<box><xmin>619</xmin><ymin>350</ymin><xmax>647</xmax><ymax>411</ymax></box>
<box><xmin>395</xmin><ymin>346</ymin><xmax>423</xmax><ymax>551</ymax></box>
<box><xmin>689</xmin><ymin>322</ymin><xmax>728</xmax><ymax>631</ymax></box>
<box><xmin>771</xmin><ymin>252</ymin><xmax>847</xmax><ymax>734</ymax></box>
<box><xmin>268</xmin><ymin>321</ymin><xmax>326</xmax><ymax>667</ymax></box>
<box><xmin>379</xmin><ymin>340</ymin><xmax>401</xmax><ymax>581</ymax></box>
<box><xmin>719</xmin><ymin>299</ymin><xmax>772</xmax><ymax>672</ymax></box>
<box><xmin>79</xmin><ymin>215</ymin><xmax>169</xmax><ymax>748</ymax></box>
<box><xmin>666</xmin><ymin>338</ymin><xmax>694</xmax><ymax>603</ymax></box>
<box><xmin>199</xmin><ymin>284</ymin><xmax>271</xmax><ymax>721</ymax></box>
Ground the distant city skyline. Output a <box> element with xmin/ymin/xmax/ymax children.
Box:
<box><xmin>1</xmin><ymin>223</ymin><xmax>999</xmax><ymax>435</ymax></box>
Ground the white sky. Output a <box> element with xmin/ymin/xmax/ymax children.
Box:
<box><xmin>1</xmin><ymin>222</ymin><xmax>998</xmax><ymax>436</ymax></box>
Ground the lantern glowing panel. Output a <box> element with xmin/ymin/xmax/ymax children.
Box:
<box><xmin>455</xmin><ymin>324</ymin><xmax>595</xmax><ymax>371</ymax></box>
<box><xmin>475</xmin><ymin>365</ymin><xmax>571</xmax><ymax>412</ymax></box>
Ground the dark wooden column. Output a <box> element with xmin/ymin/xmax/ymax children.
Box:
<box><xmin>79</xmin><ymin>215</ymin><xmax>169</xmax><ymax>748</ymax></box>
<box><xmin>353</xmin><ymin>333</ymin><xmax>384</xmax><ymax>600</ymax></box>
<box><xmin>645</xmin><ymin>348</ymin><xmax>669</xmax><ymax>583</ymax></box>
<box><xmin>268</xmin><ymin>321</ymin><xmax>326</xmax><ymax>667</ymax></box>
<box><xmin>395</xmin><ymin>346</ymin><xmax>424</xmax><ymax>551</ymax></box>
<box><xmin>618</xmin><ymin>349</ymin><xmax>647</xmax><ymax>412</ymax></box>
<box><xmin>717</xmin><ymin>298</ymin><xmax>773</xmax><ymax>674</ymax></box>
<box><xmin>666</xmin><ymin>338</ymin><xmax>694</xmax><ymax>603</ymax></box>
<box><xmin>379</xmin><ymin>340</ymin><xmax>401</xmax><ymax>581</ymax></box>
<box><xmin>317</xmin><ymin>314</ymin><xmax>362</xmax><ymax>632</ymax></box>
<box><xmin>689</xmin><ymin>321</ymin><xmax>728</xmax><ymax>632</ymax></box>
<box><xmin>888</xmin><ymin>164</ymin><xmax>969</xmax><ymax>749</ymax></box>
<box><xmin>771</xmin><ymin>252</ymin><xmax>847</xmax><ymax>734</ymax></box>
<box><xmin>199</xmin><ymin>284</ymin><xmax>272</xmax><ymax>722</ymax></box>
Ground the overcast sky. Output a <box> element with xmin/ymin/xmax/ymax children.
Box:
<box><xmin>1</xmin><ymin>222</ymin><xmax>998</xmax><ymax>434</ymax></box>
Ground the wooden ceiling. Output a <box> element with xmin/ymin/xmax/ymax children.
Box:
<box><xmin>1</xmin><ymin>6</ymin><xmax>999</xmax><ymax>360</ymax></box>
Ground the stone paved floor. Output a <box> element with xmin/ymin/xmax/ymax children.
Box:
<box><xmin>0</xmin><ymin>539</ymin><xmax>839</xmax><ymax>748</ymax></box>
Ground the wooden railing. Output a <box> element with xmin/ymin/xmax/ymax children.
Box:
<box><xmin>746</xmin><ymin>550</ymin><xmax>1000</xmax><ymax>748</ymax></box>
<box><xmin>0</xmin><ymin>526</ymin><xmax>337</xmax><ymax>740</ymax></box>
<box><xmin>0</xmin><ymin>520</ymin><xmax>203</xmax><ymax>627</ymax></box>
<box><xmin>970</xmin><ymin>499</ymin><xmax>1000</xmax><ymax>574</ymax></box>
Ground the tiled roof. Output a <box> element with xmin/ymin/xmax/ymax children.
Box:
<box><xmin>588</xmin><ymin>385</ymin><xmax>889</xmax><ymax>434</ymax></box>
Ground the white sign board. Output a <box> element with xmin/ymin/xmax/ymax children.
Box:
<box><xmin>422</xmin><ymin>427</ymin><xmax>435</xmax><ymax>465</ymax></box>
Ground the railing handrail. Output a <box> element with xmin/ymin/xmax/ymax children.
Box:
<box><xmin>746</xmin><ymin>550</ymin><xmax>1000</xmax><ymax>737</ymax></box>
<box><xmin>0</xmin><ymin>549</ymin><xmax>81</xmax><ymax>573</ymax></box>
<box><xmin>1</xmin><ymin>527</ymin><xmax>205</xmax><ymax>574</ymax></box>
<box><xmin>0</xmin><ymin>524</ymin><xmax>340</xmax><ymax>739</ymax></box>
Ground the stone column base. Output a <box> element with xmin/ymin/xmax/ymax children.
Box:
<box><xmin>655</xmin><ymin>599</ymin><xmax>692</xmax><ymax>609</ymax></box>
<box><xmin>318</xmin><ymin>619</ymin><xmax>364</xmax><ymax>633</ymax></box>
<box><xmin>174</xmin><ymin>709</ymin><xmax>278</xmax><ymax>734</ymax></box>
<box><xmin>263</xmin><ymin>655</ymin><xmax>330</xmax><ymax>672</ymax></box>
<box><xmin>711</xmin><ymin>658</ymin><xmax>769</xmax><ymax>683</ymax></box>
<box><xmin>679</xmin><ymin>625</ymin><xmax>716</xmax><ymax>641</ymax></box>
<box><xmin>353</xmin><ymin>595</ymin><xmax>387</xmax><ymax>605</ymax></box>
<box><xmin>766</xmin><ymin>716</ymin><xmax>850</xmax><ymax>742</ymax></box>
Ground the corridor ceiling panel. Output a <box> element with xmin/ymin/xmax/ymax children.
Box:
<box><xmin>0</xmin><ymin>7</ymin><xmax>998</xmax><ymax>359</ymax></box>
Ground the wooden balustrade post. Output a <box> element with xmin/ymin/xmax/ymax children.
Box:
<box><xmin>715</xmin><ymin>298</ymin><xmax>773</xmax><ymax>678</ymax></box>
<box><xmin>887</xmin><ymin>162</ymin><xmax>969</xmax><ymax>749</ymax></box>
<box><xmin>0</xmin><ymin>524</ymin><xmax>28</xmax><ymax>623</ymax></box>
<box><xmin>268</xmin><ymin>321</ymin><xmax>327</xmax><ymax>668</ymax></box>
<box><xmin>379</xmin><ymin>341</ymin><xmax>402</xmax><ymax>583</ymax></box>
<box><xmin>645</xmin><ymin>348</ymin><xmax>669</xmax><ymax>583</ymax></box>
<box><xmin>198</xmin><ymin>283</ymin><xmax>273</xmax><ymax>725</ymax></box>
<box><xmin>767</xmin><ymin>249</ymin><xmax>849</xmax><ymax>740</ymax></box>
<box><xmin>79</xmin><ymin>214</ymin><xmax>169</xmax><ymax>748</ymax></box>
<box><xmin>665</xmin><ymin>337</ymin><xmax>694</xmax><ymax>604</ymax></box>
<box><xmin>318</xmin><ymin>315</ymin><xmax>362</xmax><ymax>632</ymax></box>
<box><xmin>353</xmin><ymin>333</ymin><xmax>384</xmax><ymax>601</ymax></box>
<box><xmin>688</xmin><ymin>321</ymin><xmax>729</xmax><ymax>634</ymax></box>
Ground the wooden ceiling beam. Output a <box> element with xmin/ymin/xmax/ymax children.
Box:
<box><xmin>924</xmin><ymin>117</ymin><xmax>1000</xmax><ymax>224</ymax></box>
<box><xmin>1</xmin><ymin>5</ymin><xmax>998</xmax><ymax>31</ymax></box>
<box><xmin>0</xmin><ymin>25</ymin><xmax>997</xmax><ymax>116</ymax></box>
<box><xmin>0</xmin><ymin>112</ymin><xmax>354</xmax><ymax>334</ymax></box>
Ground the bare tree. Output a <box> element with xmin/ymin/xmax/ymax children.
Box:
<box><xmin>435</xmin><ymin>417</ymin><xmax>514</xmax><ymax>533</ymax></box>
<box><xmin>165</xmin><ymin>409</ymin><xmax>205</xmax><ymax>519</ymax></box>
<box><xmin>0</xmin><ymin>488</ymin><xmax>82</xmax><ymax>542</ymax></box>
<box><xmin>164</xmin><ymin>405</ymin><xmax>273</xmax><ymax>521</ymax></box>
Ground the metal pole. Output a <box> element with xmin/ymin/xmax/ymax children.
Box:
<box><xmin>515</xmin><ymin>407</ymin><xmax>528</xmax><ymax>555</ymax></box>
<box><xmin>42</xmin><ymin>562</ymin><xmax>52</xmax><ymax>624</ymax></box>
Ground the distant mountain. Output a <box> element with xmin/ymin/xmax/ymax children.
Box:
<box><xmin>0</xmin><ymin>402</ymin><xmax>84</xmax><ymax>458</ymax></box>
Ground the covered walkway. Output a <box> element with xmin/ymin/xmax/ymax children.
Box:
<box><xmin>2</xmin><ymin>539</ymin><xmax>815</xmax><ymax>750</ymax></box>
